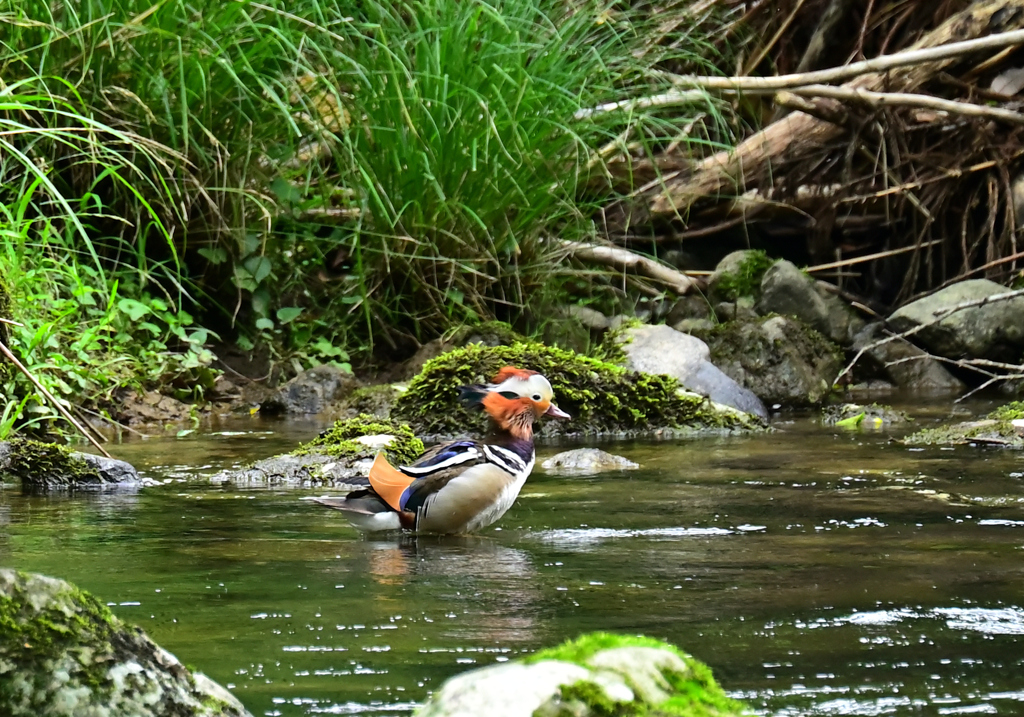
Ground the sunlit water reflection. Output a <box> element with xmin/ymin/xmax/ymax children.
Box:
<box><xmin>2</xmin><ymin>405</ymin><xmax>1024</xmax><ymax>716</ymax></box>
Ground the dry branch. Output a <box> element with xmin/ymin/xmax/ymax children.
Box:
<box><xmin>786</xmin><ymin>85</ymin><xmax>1024</xmax><ymax>125</ymax></box>
<box><xmin>648</xmin><ymin>0</ymin><xmax>1024</xmax><ymax>217</ymax></box>
<box><xmin>558</xmin><ymin>240</ymin><xmax>697</xmax><ymax>295</ymax></box>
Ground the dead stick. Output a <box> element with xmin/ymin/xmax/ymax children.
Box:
<box><xmin>674</xmin><ymin>28</ymin><xmax>1024</xmax><ymax>92</ymax></box>
<box><xmin>558</xmin><ymin>240</ymin><xmax>696</xmax><ymax>295</ymax></box>
<box><xmin>836</xmin><ymin>286</ymin><xmax>1024</xmax><ymax>383</ymax></box>
<box><xmin>0</xmin><ymin>339</ymin><xmax>113</xmax><ymax>459</ymax></box>
<box><xmin>805</xmin><ymin>240</ymin><xmax>943</xmax><ymax>273</ymax></box>
<box><xmin>788</xmin><ymin>85</ymin><xmax>1024</xmax><ymax>125</ymax></box>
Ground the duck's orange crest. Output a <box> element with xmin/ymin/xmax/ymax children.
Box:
<box><xmin>492</xmin><ymin>366</ymin><xmax>538</xmax><ymax>383</ymax></box>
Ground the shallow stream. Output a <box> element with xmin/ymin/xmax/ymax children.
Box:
<box><xmin>3</xmin><ymin>401</ymin><xmax>1024</xmax><ymax>716</ymax></box>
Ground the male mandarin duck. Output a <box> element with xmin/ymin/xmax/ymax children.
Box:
<box><xmin>315</xmin><ymin>366</ymin><xmax>569</xmax><ymax>534</ymax></box>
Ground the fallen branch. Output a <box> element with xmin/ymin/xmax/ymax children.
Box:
<box><xmin>805</xmin><ymin>240</ymin><xmax>943</xmax><ymax>274</ymax></box>
<box><xmin>648</xmin><ymin>0</ymin><xmax>1024</xmax><ymax>216</ymax></box>
<box><xmin>558</xmin><ymin>240</ymin><xmax>696</xmax><ymax>295</ymax></box>
<box><xmin>674</xmin><ymin>27</ymin><xmax>1024</xmax><ymax>92</ymax></box>
<box><xmin>0</xmin><ymin>339</ymin><xmax>113</xmax><ymax>459</ymax></box>
<box><xmin>786</xmin><ymin>85</ymin><xmax>1024</xmax><ymax>126</ymax></box>
<box><xmin>836</xmin><ymin>286</ymin><xmax>1024</xmax><ymax>383</ymax></box>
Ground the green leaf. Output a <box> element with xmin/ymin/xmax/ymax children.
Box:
<box><xmin>255</xmin><ymin>317</ymin><xmax>275</xmax><ymax>331</ymax></box>
<box><xmin>117</xmin><ymin>298</ymin><xmax>150</xmax><ymax>321</ymax></box>
<box><xmin>835</xmin><ymin>413</ymin><xmax>866</xmax><ymax>430</ymax></box>
<box><xmin>198</xmin><ymin>246</ymin><xmax>228</xmax><ymax>265</ymax></box>
<box><xmin>271</xmin><ymin>176</ymin><xmax>302</xmax><ymax>204</ymax></box>
<box><xmin>277</xmin><ymin>307</ymin><xmax>303</xmax><ymax>324</ymax></box>
<box><xmin>243</xmin><ymin>255</ymin><xmax>273</xmax><ymax>285</ymax></box>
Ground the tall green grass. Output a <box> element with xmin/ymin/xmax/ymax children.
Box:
<box><xmin>328</xmin><ymin>0</ymin><xmax>724</xmax><ymax>343</ymax></box>
<box><xmin>0</xmin><ymin>0</ymin><xmax>725</xmax><ymax>436</ymax></box>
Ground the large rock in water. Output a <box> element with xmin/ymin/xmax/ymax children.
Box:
<box><xmin>699</xmin><ymin>316</ymin><xmax>844</xmax><ymax>406</ymax></box>
<box><xmin>0</xmin><ymin>570</ymin><xmax>250</xmax><ymax>717</ymax></box>
<box><xmin>615</xmin><ymin>324</ymin><xmax>768</xmax><ymax>420</ymax></box>
<box><xmin>757</xmin><ymin>260</ymin><xmax>864</xmax><ymax>346</ymax></box>
<box><xmin>887</xmin><ymin>279</ymin><xmax>1024</xmax><ymax>361</ymax></box>
<box><xmin>541</xmin><ymin>448</ymin><xmax>639</xmax><ymax>476</ymax></box>
<box><xmin>0</xmin><ymin>440</ymin><xmax>148</xmax><ymax>488</ymax></box>
<box><xmin>392</xmin><ymin>341</ymin><xmax>766</xmax><ymax>439</ymax></box>
<box><xmin>417</xmin><ymin>632</ymin><xmax>745</xmax><ymax>717</ymax></box>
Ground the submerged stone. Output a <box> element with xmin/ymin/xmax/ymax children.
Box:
<box><xmin>211</xmin><ymin>414</ymin><xmax>423</xmax><ymax>486</ymax></box>
<box><xmin>822</xmin><ymin>403</ymin><xmax>912</xmax><ymax>429</ymax></box>
<box><xmin>0</xmin><ymin>439</ymin><xmax>147</xmax><ymax>488</ymax></box>
<box><xmin>417</xmin><ymin>631</ymin><xmax>746</xmax><ymax>717</ymax></box>
<box><xmin>392</xmin><ymin>342</ymin><xmax>765</xmax><ymax>440</ymax></box>
<box><xmin>541</xmin><ymin>448</ymin><xmax>639</xmax><ymax>475</ymax></box>
<box><xmin>0</xmin><ymin>569</ymin><xmax>251</xmax><ymax>717</ymax></box>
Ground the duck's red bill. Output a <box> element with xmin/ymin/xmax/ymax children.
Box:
<box><xmin>544</xmin><ymin>404</ymin><xmax>571</xmax><ymax>419</ymax></box>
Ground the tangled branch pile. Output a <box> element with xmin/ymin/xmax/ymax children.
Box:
<box><xmin>599</xmin><ymin>0</ymin><xmax>1024</xmax><ymax>312</ymax></box>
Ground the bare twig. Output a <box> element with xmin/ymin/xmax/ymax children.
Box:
<box><xmin>558</xmin><ymin>240</ymin><xmax>696</xmax><ymax>295</ymax></box>
<box><xmin>837</xmin><ymin>286</ymin><xmax>1024</xmax><ymax>383</ymax></box>
<box><xmin>673</xmin><ymin>28</ymin><xmax>1024</xmax><ymax>92</ymax></box>
<box><xmin>0</xmin><ymin>318</ymin><xmax>24</xmax><ymax>327</ymax></box>
<box><xmin>786</xmin><ymin>85</ymin><xmax>1024</xmax><ymax>126</ymax></box>
<box><xmin>805</xmin><ymin>240</ymin><xmax>943</xmax><ymax>273</ymax></box>
<box><xmin>0</xmin><ymin>339</ymin><xmax>113</xmax><ymax>459</ymax></box>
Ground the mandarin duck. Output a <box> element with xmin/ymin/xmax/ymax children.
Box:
<box><xmin>315</xmin><ymin>367</ymin><xmax>569</xmax><ymax>534</ymax></box>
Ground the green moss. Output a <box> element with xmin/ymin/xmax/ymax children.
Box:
<box><xmin>292</xmin><ymin>414</ymin><xmax>425</xmax><ymax>465</ymax></box>
<box><xmin>392</xmin><ymin>342</ymin><xmax>763</xmax><ymax>438</ymax></box>
<box><xmin>528</xmin><ymin>633</ymin><xmax>746</xmax><ymax>717</ymax></box>
<box><xmin>2</xmin><ymin>439</ymin><xmax>102</xmax><ymax>486</ymax></box>
<box><xmin>0</xmin><ymin>571</ymin><xmax>119</xmax><ymax>698</ymax></box>
<box><xmin>990</xmin><ymin>401</ymin><xmax>1024</xmax><ymax>421</ymax></box>
<box><xmin>715</xmin><ymin>250</ymin><xmax>776</xmax><ymax>301</ymax></box>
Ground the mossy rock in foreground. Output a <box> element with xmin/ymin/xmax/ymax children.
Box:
<box><xmin>211</xmin><ymin>415</ymin><xmax>424</xmax><ymax>486</ymax></box>
<box><xmin>0</xmin><ymin>569</ymin><xmax>250</xmax><ymax>716</ymax></box>
<box><xmin>0</xmin><ymin>439</ymin><xmax>144</xmax><ymax>488</ymax></box>
<box><xmin>417</xmin><ymin>631</ymin><xmax>746</xmax><ymax>717</ymax></box>
<box><xmin>902</xmin><ymin>401</ymin><xmax>1024</xmax><ymax>447</ymax></box>
<box><xmin>392</xmin><ymin>343</ymin><xmax>764</xmax><ymax>439</ymax></box>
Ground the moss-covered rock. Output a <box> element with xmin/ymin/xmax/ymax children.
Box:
<box><xmin>210</xmin><ymin>414</ymin><xmax>424</xmax><ymax>486</ymax></box>
<box><xmin>902</xmin><ymin>401</ymin><xmax>1024</xmax><ymax>447</ymax></box>
<box><xmin>695</xmin><ymin>315</ymin><xmax>843</xmax><ymax>406</ymax></box>
<box><xmin>0</xmin><ymin>569</ymin><xmax>250</xmax><ymax>717</ymax></box>
<box><xmin>0</xmin><ymin>439</ymin><xmax>144</xmax><ymax>488</ymax></box>
<box><xmin>392</xmin><ymin>342</ymin><xmax>764</xmax><ymax>439</ymax></box>
<box><xmin>417</xmin><ymin>631</ymin><xmax>746</xmax><ymax>717</ymax></box>
<box><xmin>708</xmin><ymin>249</ymin><xmax>776</xmax><ymax>303</ymax></box>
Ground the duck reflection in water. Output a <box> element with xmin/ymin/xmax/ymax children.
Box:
<box><xmin>362</xmin><ymin>534</ymin><xmax>541</xmax><ymax>642</ymax></box>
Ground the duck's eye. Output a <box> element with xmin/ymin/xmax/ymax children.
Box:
<box><xmin>532</xmin><ymin>394</ymin><xmax>542</xmax><ymax>401</ymax></box>
<box><xmin>499</xmin><ymin>391</ymin><xmax>519</xmax><ymax>400</ymax></box>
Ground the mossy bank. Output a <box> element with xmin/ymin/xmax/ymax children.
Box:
<box><xmin>417</xmin><ymin>631</ymin><xmax>746</xmax><ymax>717</ymax></box>
<box><xmin>0</xmin><ymin>569</ymin><xmax>250</xmax><ymax>716</ymax></box>
<box><xmin>903</xmin><ymin>401</ymin><xmax>1024</xmax><ymax>447</ymax></box>
<box><xmin>392</xmin><ymin>342</ymin><xmax>764</xmax><ymax>439</ymax></box>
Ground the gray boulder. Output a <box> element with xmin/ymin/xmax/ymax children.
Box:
<box><xmin>0</xmin><ymin>569</ymin><xmax>250</xmax><ymax>717</ymax></box>
<box><xmin>617</xmin><ymin>324</ymin><xmax>768</xmax><ymax>419</ymax></box>
<box><xmin>757</xmin><ymin>260</ymin><xmax>863</xmax><ymax>346</ymax></box>
<box><xmin>261</xmin><ymin>364</ymin><xmax>357</xmax><ymax>415</ymax></box>
<box><xmin>887</xmin><ymin>279</ymin><xmax>1024</xmax><ymax>361</ymax></box>
<box><xmin>417</xmin><ymin>633</ymin><xmax>745</xmax><ymax>717</ymax></box>
<box><xmin>541</xmin><ymin>448</ymin><xmax>639</xmax><ymax>475</ymax></box>
<box><xmin>851</xmin><ymin>322</ymin><xmax>966</xmax><ymax>392</ymax></box>
<box><xmin>0</xmin><ymin>440</ymin><xmax>150</xmax><ymax>488</ymax></box>
<box><xmin>701</xmin><ymin>315</ymin><xmax>844</xmax><ymax>406</ymax></box>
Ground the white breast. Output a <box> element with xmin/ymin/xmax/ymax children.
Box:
<box><xmin>462</xmin><ymin>454</ymin><xmax>535</xmax><ymax>533</ymax></box>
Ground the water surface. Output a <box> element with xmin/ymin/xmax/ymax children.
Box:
<box><xmin>3</xmin><ymin>406</ymin><xmax>1024</xmax><ymax>716</ymax></box>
